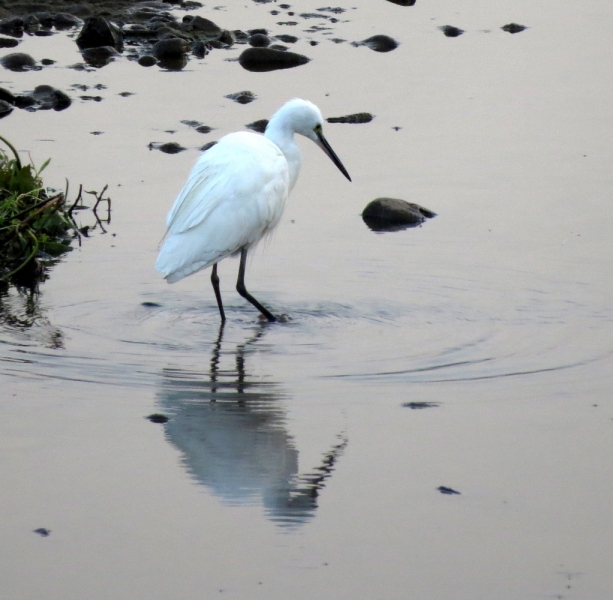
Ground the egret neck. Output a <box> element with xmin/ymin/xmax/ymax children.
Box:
<box><xmin>264</xmin><ymin>117</ymin><xmax>302</xmax><ymax>192</ymax></box>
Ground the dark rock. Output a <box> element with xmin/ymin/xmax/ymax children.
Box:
<box><xmin>54</xmin><ymin>13</ymin><xmax>82</xmax><ymax>29</ymax></box>
<box><xmin>80</xmin><ymin>95</ymin><xmax>103</xmax><ymax>101</ymax></box>
<box><xmin>118</xmin><ymin>91</ymin><xmax>133</xmax><ymax>97</ymax></box>
<box><xmin>141</xmin><ymin>301</ymin><xmax>161</xmax><ymax>307</ymax></box>
<box><xmin>362</xmin><ymin>198</ymin><xmax>436</xmax><ymax>232</ymax></box>
<box><xmin>32</xmin><ymin>12</ymin><xmax>53</xmax><ymax>28</ymax></box>
<box><xmin>158</xmin><ymin>55</ymin><xmax>188</xmax><ymax>71</ymax></box>
<box><xmin>34</xmin><ymin>30</ymin><xmax>55</xmax><ymax>37</ymax></box>
<box><xmin>353</xmin><ymin>34</ymin><xmax>398</xmax><ymax>52</ymax></box>
<box><xmin>76</xmin><ymin>17</ymin><xmax>123</xmax><ymax>50</ymax></box>
<box><xmin>0</xmin><ymin>36</ymin><xmax>19</xmax><ymax>48</ymax></box>
<box><xmin>246</xmin><ymin>119</ymin><xmax>269</xmax><ymax>133</ymax></box>
<box><xmin>199</xmin><ymin>141</ymin><xmax>217</xmax><ymax>152</ymax></box>
<box><xmin>138</xmin><ymin>55</ymin><xmax>157</xmax><ymax>67</ymax></box>
<box><xmin>327</xmin><ymin>112</ymin><xmax>374</xmax><ymax>124</ymax></box>
<box><xmin>439</xmin><ymin>25</ymin><xmax>464</xmax><ymax>37</ymax></box>
<box><xmin>225</xmin><ymin>90</ymin><xmax>256</xmax><ymax>104</ymax></box>
<box><xmin>65</xmin><ymin>4</ymin><xmax>93</xmax><ymax>18</ymax></box>
<box><xmin>181</xmin><ymin>119</ymin><xmax>201</xmax><ymax>127</ymax></box>
<box><xmin>0</xmin><ymin>52</ymin><xmax>39</xmax><ymax>72</ymax></box>
<box><xmin>40</xmin><ymin>58</ymin><xmax>55</xmax><ymax>65</ymax></box>
<box><xmin>31</xmin><ymin>85</ymin><xmax>72</xmax><ymax>111</ymax></box>
<box><xmin>14</xmin><ymin>95</ymin><xmax>35</xmax><ymax>109</ymax></box>
<box><xmin>183</xmin><ymin>15</ymin><xmax>221</xmax><ymax>40</ymax></box>
<box><xmin>147</xmin><ymin>413</ymin><xmax>169</xmax><ymax>423</ymax></box>
<box><xmin>238</xmin><ymin>47</ymin><xmax>310</xmax><ymax>72</ymax></box>
<box><xmin>33</xmin><ymin>528</ymin><xmax>51</xmax><ymax>536</ymax></box>
<box><xmin>248</xmin><ymin>28</ymin><xmax>268</xmax><ymax>36</ymax></box>
<box><xmin>0</xmin><ymin>87</ymin><xmax>15</xmax><ymax>104</ymax></box>
<box><xmin>149</xmin><ymin>142</ymin><xmax>186</xmax><ymax>154</ymax></box>
<box><xmin>218</xmin><ymin>29</ymin><xmax>235</xmax><ymax>46</ymax></box>
<box><xmin>153</xmin><ymin>37</ymin><xmax>189</xmax><ymax>59</ymax></box>
<box><xmin>402</xmin><ymin>402</ymin><xmax>440</xmax><ymax>409</ymax></box>
<box><xmin>275</xmin><ymin>33</ymin><xmax>298</xmax><ymax>43</ymax></box>
<box><xmin>81</xmin><ymin>45</ymin><xmax>118</xmax><ymax>67</ymax></box>
<box><xmin>437</xmin><ymin>486</ymin><xmax>461</xmax><ymax>495</ymax></box>
<box><xmin>386</xmin><ymin>0</ymin><xmax>416</xmax><ymax>4</ymax></box>
<box><xmin>191</xmin><ymin>41</ymin><xmax>207</xmax><ymax>58</ymax></box>
<box><xmin>195</xmin><ymin>125</ymin><xmax>213</xmax><ymax>134</ymax></box>
<box><xmin>0</xmin><ymin>99</ymin><xmax>13</xmax><ymax>118</ymax></box>
<box><xmin>0</xmin><ymin>16</ymin><xmax>24</xmax><ymax>36</ymax></box>
<box><xmin>268</xmin><ymin>43</ymin><xmax>288</xmax><ymax>51</ymax></box>
<box><xmin>501</xmin><ymin>23</ymin><xmax>527</xmax><ymax>34</ymax></box>
<box><xmin>249</xmin><ymin>32</ymin><xmax>270</xmax><ymax>47</ymax></box>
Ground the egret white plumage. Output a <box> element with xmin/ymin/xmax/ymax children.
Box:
<box><xmin>155</xmin><ymin>98</ymin><xmax>351</xmax><ymax>322</ymax></box>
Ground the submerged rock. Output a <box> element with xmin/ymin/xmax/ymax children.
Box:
<box><xmin>225</xmin><ymin>90</ymin><xmax>257</xmax><ymax>104</ymax></box>
<box><xmin>76</xmin><ymin>17</ymin><xmax>123</xmax><ymax>50</ymax></box>
<box><xmin>439</xmin><ymin>25</ymin><xmax>464</xmax><ymax>37</ymax></box>
<box><xmin>362</xmin><ymin>198</ymin><xmax>436</xmax><ymax>232</ymax></box>
<box><xmin>353</xmin><ymin>35</ymin><xmax>398</xmax><ymax>52</ymax></box>
<box><xmin>81</xmin><ymin>45</ymin><xmax>119</xmax><ymax>67</ymax></box>
<box><xmin>238</xmin><ymin>47</ymin><xmax>310</xmax><ymax>72</ymax></box>
<box><xmin>501</xmin><ymin>23</ymin><xmax>527</xmax><ymax>34</ymax></box>
<box><xmin>327</xmin><ymin>112</ymin><xmax>374</xmax><ymax>124</ymax></box>
<box><xmin>0</xmin><ymin>52</ymin><xmax>40</xmax><ymax>72</ymax></box>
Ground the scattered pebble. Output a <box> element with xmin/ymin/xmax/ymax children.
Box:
<box><xmin>225</xmin><ymin>90</ymin><xmax>257</xmax><ymax>104</ymax></box>
<box><xmin>439</xmin><ymin>25</ymin><xmax>464</xmax><ymax>37</ymax></box>
<box><xmin>327</xmin><ymin>112</ymin><xmax>374</xmax><ymax>124</ymax></box>
<box><xmin>0</xmin><ymin>52</ymin><xmax>40</xmax><ymax>72</ymax></box>
<box><xmin>33</xmin><ymin>528</ymin><xmax>51</xmax><ymax>537</ymax></box>
<box><xmin>153</xmin><ymin>38</ymin><xmax>190</xmax><ymax>59</ymax></box>
<box><xmin>149</xmin><ymin>142</ymin><xmax>186</xmax><ymax>154</ymax></box>
<box><xmin>438</xmin><ymin>486</ymin><xmax>461</xmax><ymax>495</ymax></box>
<box><xmin>0</xmin><ymin>36</ymin><xmax>19</xmax><ymax>48</ymax></box>
<box><xmin>501</xmin><ymin>23</ymin><xmax>527</xmax><ymax>34</ymax></box>
<box><xmin>195</xmin><ymin>125</ymin><xmax>214</xmax><ymax>134</ymax></box>
<box><xmin>402</xmin><ymin>402</ymin><xmax>440</xmax><ymax>409</ymax></box>
<box><xmin>199</xmin><ymin>141</ymin><xmax>218</xmax><ymax>152</ymax></box>
<box><xmin>352</xmin><ymin>34</ymin><xmax>398</xmax><ymax>52</ymax></box>
<box><xmin>362</xmin><ymin>198</ymin><xmax>436</xmax><ymax>232</ymax></box>
<box><xmin>246</xmin><ymin>119</ymin><xmax>269</xmax><ymax>133</ymax></box>
<box><xmin>249</xmin><ymin>33</ymin><xmax>271</xmax><ymax>47</ymax></box>
<box><xmin>138</xmin><ymin>55</ymin><xmax>157</xmax><ymax>67</ymax></box>
<box><xmin>386</xmin><ymin>0</ymin><xmax>416</xmax><ymax>5</ymax></box>
<box><xmin>147</xmin><ymin>413</ymin><xmax>169</xmax><ymax>423</ymax></box>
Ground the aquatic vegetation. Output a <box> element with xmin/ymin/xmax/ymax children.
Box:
<box><xmin>0</xmin><ymin>135</ymin><xmax>109</xmax><ymax>286</ymax></box>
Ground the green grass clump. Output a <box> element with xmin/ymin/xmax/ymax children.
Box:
<box><xmin>0</xmin><ymin>136</ymin><xmax>76</xmax><ymax>284</ymax></box>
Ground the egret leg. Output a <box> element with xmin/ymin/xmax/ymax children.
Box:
<box><xmin>210</xmin><ymin>263</ymin><xmax>226</xmax><ymax>323</ymax></box>
<box><xmin>236</xmin><ymin>247</ymin><xmax>277</xmax><ymax>322</ymax></box>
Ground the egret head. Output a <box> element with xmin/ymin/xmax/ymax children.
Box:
<box><xmin>267</xmin><ymin>99</ymin><xmax>352</xmax><ymax>182</ymax></box>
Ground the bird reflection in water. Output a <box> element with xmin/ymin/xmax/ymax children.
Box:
<box><xmin>157</xmin><ymin>323</ymin><xmax>347</xmax><ymax>527</ymax></box>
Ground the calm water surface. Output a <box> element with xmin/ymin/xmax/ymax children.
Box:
<box><xmin>1</xmin><ymin>1</ymin><xmax>613</xmax><ymax>598</ymax></box>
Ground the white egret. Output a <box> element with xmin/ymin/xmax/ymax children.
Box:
<box><xmin>155</xmin><ymin>98</ymin><xmax>351</xmax><ymax>322</ymax></box>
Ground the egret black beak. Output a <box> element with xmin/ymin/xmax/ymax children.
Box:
<box><xmin>316</xmin><ymin>130</ymin><xmax>352</xmax><ymax>182</ymax></box>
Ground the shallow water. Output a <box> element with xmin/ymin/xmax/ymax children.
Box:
<box><xmin>2</xmin><ymin>1</ymin><xmax>613</xmax><ymax>598</ymax></box>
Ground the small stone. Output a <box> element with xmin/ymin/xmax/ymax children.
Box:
<box><xmin>386</xmin><ymin>0</ymin><xmax>416</xmax><ymax>5</ymax></box>
<box><xmin>138</xmin><ymin>55</ymin><xmax>157</xmax><ymax>67</ymax></box>
<box><xmin>153</xmin><ymin>37</ymin><xmax>190</xmax><ymax>59</ymax></box>
<box><xmin>275</xmin><ymin>33</ymin><xmax>298</xmax><ymax>43</ymax></box>
<box><xmin>33</xmin><ymin>528</ymin><xmax>51</xmax><ymax>537</ymax></box>
<box><xmin>0</xmin><ymin>16</ymin><xmax>24</xmax><ymax>36</ymax></box>
<box><xmin>501</xmin><ymin>23</ymin><xmax>527</xmax><ymax>34</ymax></box>
<box><xmin>147</xmin><ymin>413</ymin><xmax>169</xmax><ymax>423</ymax></box>
<box><xmin>41</xmin><ymin>58</ymin><xmax>56</xmax><ymax>65</ymax></box>
<box><xmin>246</xmin><ymin>119</ymin><xmax>269</xmax><ymax>133</ymax></box>
<box><xmin>362</xmin><ymin>198</ymin><xmax>436</xmax><ymax>231</ymax></box>
<box><xmin>149</xmin><ymin>142</ymin><xmax>186</xmax><ymax>154</ymax></box>
<box><xmin>195</xmin><ymin>125</ymin><xmax>213</xmax><ymax>134</ymax></box>
<box><xmin>199</xmin><ymin>141</ymin><xmax>217</xmax><ymax>152</ymax></box>
<box><xmin>249</xmin><ymin>33</ymin><xmax>270</xmax><ymax>47</ymax></box>
<box><xmin>327</xmin><ymin>112</ymin><xmax>374</xmax><ymax>124</ymax></box>
<box><xmin>0</xmin><ymin>87</ymin><xmax>15</xmax><ymax>104</ymax></box>
<box><xmin>353</xmin><ymin>34</ymin><xmax>398</xmax><ymax>52</ymax></box>
<box><xmin>439</xmin><ymin>25</ymin><xmax>464</xmax><ymax>37</ymax></box>
<box><xmin>437</xmin><ymin>486</ymin><xmax>461</xmax><ymax>495</ymax></box>
<box><xmin>31</xmin><ymin>85</ymin><xmax>72</xmax><ymax>111</ymax></box>
<box><xmin>238</xmin><ymin>47</ymin><xmax>310</xmax><ymax>72</ymax></box>
<box><xmin>225</xmin><ymin>90</ymin><xmax>256</xmax><ymax>104</ymax></box>
<box><xmin>0</xmin><ymin>36</ymin><xmax>19</xmax><ymax>48</ymax></box>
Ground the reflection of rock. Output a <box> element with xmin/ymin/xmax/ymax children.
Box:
<box><xmin>238</xmin><ymin>47</ymin><xmax>310</xmax><ymax>72</ymax></box>
<box><xmin>156</xmin><ymin>325</ymin><xmax>346</xmax><ymax>526</ymax></box>
<box><xmin>80</xmin><ymin>45</ymin><xmax>119</xmax><ymax>67</ymax></box>
<box><xmin>362</xmin><ymin>197</ymin><xmax>436</xmax><ymax>232</ymax></box>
